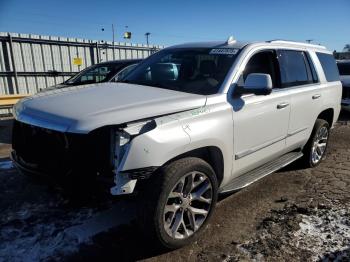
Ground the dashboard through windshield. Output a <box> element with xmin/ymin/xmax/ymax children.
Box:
<box><xmin>123</xmin><ymin>48</ymin><xmax>239</xmax><ymax>95</ymax></box>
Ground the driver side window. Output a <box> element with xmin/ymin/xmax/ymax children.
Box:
<box><xmin>239</xmin><ymin>50</ymin><xmax>279</xmax><ymax>88</ymax></box>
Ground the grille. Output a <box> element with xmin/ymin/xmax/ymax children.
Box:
<box><xmin>12</xmin><ymin>120</ymin><xmax>114</xmax><ymax>178</ymax></box>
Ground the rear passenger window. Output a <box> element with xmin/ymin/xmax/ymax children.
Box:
<box><xmin>316</xmin><ymin>53</ymin><xmax>340</xmax><ymax>82</ymax></box>
<box><xmin>277</xmin><ymin>50</ymin><xmax>314</xmax><ymax>88</ymax></box>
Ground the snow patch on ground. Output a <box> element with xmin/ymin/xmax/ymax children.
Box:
<box><xmin>294</xmin><ymin>208</ymin><xmax>350</xmax><ymax>261</ymax></box>
<box><xmin>236</xmin><ymin>204</ymin><xmax>350</xmax><ymax>261</ymax></box>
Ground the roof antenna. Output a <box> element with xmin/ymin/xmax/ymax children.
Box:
<box><xmin>227</xmin><ymin>36</ymin><xmax>236</xmax><ymax>45</ymax></box>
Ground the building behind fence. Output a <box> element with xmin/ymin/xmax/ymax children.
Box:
<box><xmin>0</xmin><ymin>32</ymin><xmax>163</xmax><ymax>95</ymax></box>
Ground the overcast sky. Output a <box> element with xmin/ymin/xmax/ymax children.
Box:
<box><xmin>0</xmin><ymin>0</ymin><xmax>349</xmax><ymax>51</ymax></box>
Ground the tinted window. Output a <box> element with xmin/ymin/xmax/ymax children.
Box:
<box><xmin>316</xmin><ymin>53</ymin><xmax>340</xmax><ymax>82</ymax></box>
<box><xmin>277</xmin><ymin>50</ymin><xmax>313</xmax><ymax>88</ymax></box>
<box><xmin>337</xmin><ymin>62</ymin><xmax>350</xmax><ymax>76</ymax></box>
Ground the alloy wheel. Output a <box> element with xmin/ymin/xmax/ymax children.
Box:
<box><xmin>163</xmin><ymin>171</ymin><xmax>213</xmax><ymax>239</ymax></box>
<box><xmin>311</xmin><ymin>126</ymin><xmax>329</xmax><ymax>164</ymax></box>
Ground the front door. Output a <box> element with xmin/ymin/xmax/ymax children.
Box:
<box><xmin>230</xmin><ymin>50</ymin><xmax>291</xmax><ymax>177</ymax></box>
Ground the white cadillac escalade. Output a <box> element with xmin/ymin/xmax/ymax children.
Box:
<box><xmin>12</xmin><ymin>38</ymin><xmax>342</xmax><ymax>248</ymax></box>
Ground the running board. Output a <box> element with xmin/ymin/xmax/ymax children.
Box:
<box><xmin>219</xmin><ymin>151</ymin><xmax>303</xmax><ymax>194</ymax></box>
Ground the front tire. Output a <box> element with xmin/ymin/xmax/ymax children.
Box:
<box><xmin>301</xmin><ymin>119</ymin><xmax>330</xmax><ymax>168</ymax></box>
<box><xmin>139</xmin><ymin>157</ymin><xmax>218</xmax><ymax>249</ymax></box>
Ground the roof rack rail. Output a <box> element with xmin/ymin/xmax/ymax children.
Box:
<box><xmin>266</xmin><ymin>39</ymin><xmax>326</xmax><ymax>49</ymax></box>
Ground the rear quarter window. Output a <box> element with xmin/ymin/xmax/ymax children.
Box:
<box><xmin>316</xmin><ymin>53</ymin><xmax>340</xmax><ymax>82</ymax></box>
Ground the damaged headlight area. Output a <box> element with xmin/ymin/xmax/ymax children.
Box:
<box><xmin>110</xmin><ymin>119</ymin><xmax>157</xmax><ymax>195</ymax></box>
<box><xmin>113</xmin><ymin>119</ymin><xmax>156</xmax><ymax>170</ymax></box>
<box><xmin>12</xmin><ymin>118</ymin><xmax>157</xmax><ymax>196</ymax></box>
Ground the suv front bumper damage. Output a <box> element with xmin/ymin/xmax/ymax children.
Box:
<box><xmin>11</xmin><ymin>120</ymin><xmax>158</xmax><ymax>195</ymax></box>
<box><xmin>110</xmin><ymin>167</ymin><xmax>158</xmax><ymax>195</ymax></box>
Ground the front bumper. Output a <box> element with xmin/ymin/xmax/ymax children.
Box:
<box><xmin>11</xmin><ymin>150</ymin><xmax>51</xmax><ymax>179</ymax></box>
<box><xmin>11</xmin><ymin>120</ymin><xmax>159</xmax><ymax>194</ymax></box>
<box><xmin>11</xmin><ymin>120</ymin><xmax>115</xmax><ymax>186</ymax></box>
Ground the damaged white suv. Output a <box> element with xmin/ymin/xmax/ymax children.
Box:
<box><xmin>12</xmin><ymin>38</ymin><xmax>342</xmax><ymax>248</ymax></box>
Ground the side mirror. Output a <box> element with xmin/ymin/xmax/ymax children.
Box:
<box><xmin>236</xmin><ymin>73</ymin><xmax>273</xmax><ymax>96</ymax></box>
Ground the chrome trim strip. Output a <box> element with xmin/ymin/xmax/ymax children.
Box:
<box><xmin>235</xmin><ymin>136</ymin><xmax>286</xmax><ymax>160</ymax></box>
<box><xmin>235</xmin><ymin>127</ymin><xmax>309</xmax><ymax>160</ymax></box>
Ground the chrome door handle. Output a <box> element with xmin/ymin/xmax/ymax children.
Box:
<box><xmin>277</xmin><ymin>102</ymin><xmax>289</xmax><ymax>109</ymax></box>
<box><xmin>312</xmin><ymin>94</ymin><xmax>321</xmax><ymax>99</ymax></box>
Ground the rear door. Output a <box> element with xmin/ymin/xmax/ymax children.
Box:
<box><xmin>276</xmin><ymin>50</ymin><xmax>322</xmax><ymax>150</ymax></box>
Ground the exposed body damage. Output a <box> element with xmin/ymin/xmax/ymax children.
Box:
<box><xmin>112</xmin><ymin>95</ymin><xmax>233</xmax><ymax>195</ymax></box>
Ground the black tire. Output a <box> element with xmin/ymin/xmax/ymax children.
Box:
<box><xmin>138</xmin><ymin>157</ymin><xmax>218</xmax><ymax>249</ymax></box>
<box><xmin>301</xmin><ymin>119</ymin><xmax>330</xmax><ymax>168</ymax></box>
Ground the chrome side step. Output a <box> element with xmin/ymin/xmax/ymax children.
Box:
<box><xmin>219</xmin><ymin>151</ymin><xmax>303</xmax><ymax>194</ymax></box>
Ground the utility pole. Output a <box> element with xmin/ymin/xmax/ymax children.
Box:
<box><xmin>145</xmin><ymin>32</ymin><xmax>151</xmax><ymax>46</ymax></box>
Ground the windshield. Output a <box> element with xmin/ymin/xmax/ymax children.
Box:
<box><xmin>122</xmin><ymin>48</ymin><xmax>239</xmax><ymax>95</ymax></box>
<box><xmin>114</xmin><ymin>63</ymin><xmax>138</xmax><ymax>81</ymax></box>
<box><xmin>337</xmin><ymin>62</ymin><xmax>350</xmax><ymax>76</ymax></box>
<box><xmin>66</xmin><ymin>63</ymin><xmax>127</xmax><ymax>85</ymax></box>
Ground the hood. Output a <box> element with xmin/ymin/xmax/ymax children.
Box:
<box><xmin>41</xmin><ymin>83</ymin><xmax>69</xmax><ymax>92</ymax></box>
<box><xmin>15</xmin><ymin>83</ymin><xmax>206</xmax><ymax>133</ymax></box>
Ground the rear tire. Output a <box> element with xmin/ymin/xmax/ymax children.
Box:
<box><xmin>139</xmin><ymin>157</ymin><xmax>218</xmax><ymax>249</ymax></box>
<box><xmin>301</xmin><ymin>119</ymin><xmax>330</xmax><ymax>168</ymax></box>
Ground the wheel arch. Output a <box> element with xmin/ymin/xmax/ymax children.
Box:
<box><xmin>164</xmin><ymin>146</ymin><xmax>225</xmax><ymax>187</ymax></box>
<box><xmin>317</xmin><ymin>108</ymin><xmax>334</xmax><ymax>127</ymax></box>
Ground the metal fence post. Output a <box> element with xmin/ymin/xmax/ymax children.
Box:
<box><xmin>89</xmin><ymin>41</ymin><xmax>95</xmax><ymax>65</ymax></box>
<box><xmin>96</xmin><ymin>42</ymin><xmax>100</xmax><ymax>63</ymax></box>
<box><xmin>8</xmin><ymin>33</ymin><xmax>19</xmax><ymax>94</ymax></box>
<box><xmin>1</xmin><ymin>40</ymin><xmax>14</xmax><ymax>94</ymax></box>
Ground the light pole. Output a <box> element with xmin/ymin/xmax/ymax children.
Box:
<box><xmin>145</xmin><ymin>32</ymin><xmax>151</xmax><ymax>46</ymax></box>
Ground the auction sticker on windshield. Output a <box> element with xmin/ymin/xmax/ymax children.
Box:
<box><xmin>209</xmin><ymin>48</ymin><xmax>239</xmax><ymax>55</ymax></box>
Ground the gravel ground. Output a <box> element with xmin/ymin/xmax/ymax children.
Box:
<box><xmin>0</xmin><ymin>112</ymin><xmax>349</xmax><ymax>262</ymax></box>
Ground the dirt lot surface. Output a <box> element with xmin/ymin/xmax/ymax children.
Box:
<box><xmin>0</xmin><ymin>112</ymin><xmax>349</xmax><ymax>262</ymax></box>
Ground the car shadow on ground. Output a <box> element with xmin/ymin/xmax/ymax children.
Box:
<box><xmin>65</xmin><ymin>223</ymin><xmax>170</xmax><ymax>262</ymax></box>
